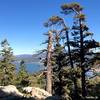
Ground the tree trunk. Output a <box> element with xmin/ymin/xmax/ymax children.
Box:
<box><xmin>65</xmin><ymin>30</ymin><xmax>78</xmax><ymax>100</ymax></box>
<box><xmin>46</xmin><ymin>30</ymin><xmax>53</xmax><ymax>94</ymax></box>
<box><xmin>79</xmin><ymin>19</ymin><xmax>87</xmax><ymax>98</ymax></box>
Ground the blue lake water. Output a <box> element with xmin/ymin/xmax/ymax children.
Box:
<box><xmin>15</xmin><ymin>62</ymin><xmax>44</xmax><ymax>73</ymax></box>
<box><xmin>15</xmin><ymin>62</ymin><xmax>95</xmax><ymax>77</ymax></box>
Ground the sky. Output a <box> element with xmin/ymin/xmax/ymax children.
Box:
<box><xmin>0</xmin><ymin>0</ymin><xmax>100</xmax><ymax>55</ymax></box>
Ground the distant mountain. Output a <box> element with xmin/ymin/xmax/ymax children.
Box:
<box><xmin>15</xmin><ymin>52</ymin><xmax>46</xmax><ymax>63</ymax></box>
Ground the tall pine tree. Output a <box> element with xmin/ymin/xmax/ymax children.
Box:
<box><xmin>61</xmin><ymin>2</ymin><xmax>100</xmax><ymax>98</ymax></box>
<box><xmin>0</xmin><ymin>39</ymin><xmax>15</xmax><ymax>85</ymax></box>
<box><xmin>44</xmin><ymin>16</ymin><xmax>73</xmax><ymax>100</ymax></box>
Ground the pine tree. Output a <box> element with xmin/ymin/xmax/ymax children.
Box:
<box><xmin>44</xmin><ymin>16</ymin><xmax>73</xmax><ymax>100</ymax></box>
<box><xmin>16</xmin><ymin>60</ymin><xmax>30</xmax><ymax>87</ymax></box>
<box><xmin>0</xmin><ymin>39</ymin><xmax>15</xmax><ymax>85</ymax></box>
<box><xmin>61</xmin><ymin>2</ymin><xmax>100</xmax><ymax>98</ymax></box>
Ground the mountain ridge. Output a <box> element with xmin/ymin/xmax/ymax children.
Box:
<box><xmin>15</xmin><ymin>52</ymin><xmax>46</xmax><ymax>63</ymax></box>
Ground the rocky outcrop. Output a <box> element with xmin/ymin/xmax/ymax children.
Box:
<box><xmin>0</xmin><ymin>85</ymin><xmax>23</xmax><ymax>97</ymax></box>
<box><xmin>0</xmin><ymin>85</ymin><xmax>52</xmax><ymax>99</ymax></box>
<box><xmin>23</xmin><ymin>86</ymin><xmax>33</xmax><ymax>93</ymax></box>
<box><xmin>31</xmin><ymin>87</ymin><xmax>52</xmax><ymax>99</ymax></box>
<box><xmin>22</xmin><ymin>86</ymin><xmax>52</xmax><ymax>99</ymax></box>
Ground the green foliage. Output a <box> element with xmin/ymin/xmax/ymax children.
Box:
<box><xmin>29</xmin><ymin>71</ymin><xmax>46</xmax><ymax>89</ymax></box>
<box><xmin>16</xmin><ymin>60</ymin><xmax>30</xmax><ymax>87</ymax></box>
<box><xmin>86</xmin><ymin>76</ymin><xmax>100</xmax><ymax>98</ymax></box>
<box><xmin>0</xmin><ymin>39</ymin><xmax>15</xmax><ymax>85</ymax></box>
<box><xmin>52</xmin><ymin>44</ymin><xmax>72</xmax><ymax>100</ymax></box>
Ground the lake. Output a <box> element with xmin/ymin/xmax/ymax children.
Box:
<box><xmin>15</xmin><ymin>62</ymin><xmax>44</xmax><ymax>73</ymax></box>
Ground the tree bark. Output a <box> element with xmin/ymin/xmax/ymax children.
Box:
<box><xmin>46</xmin><ymin>30</ymin><xmax>53</xmax><ymax>94</ymax></box>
